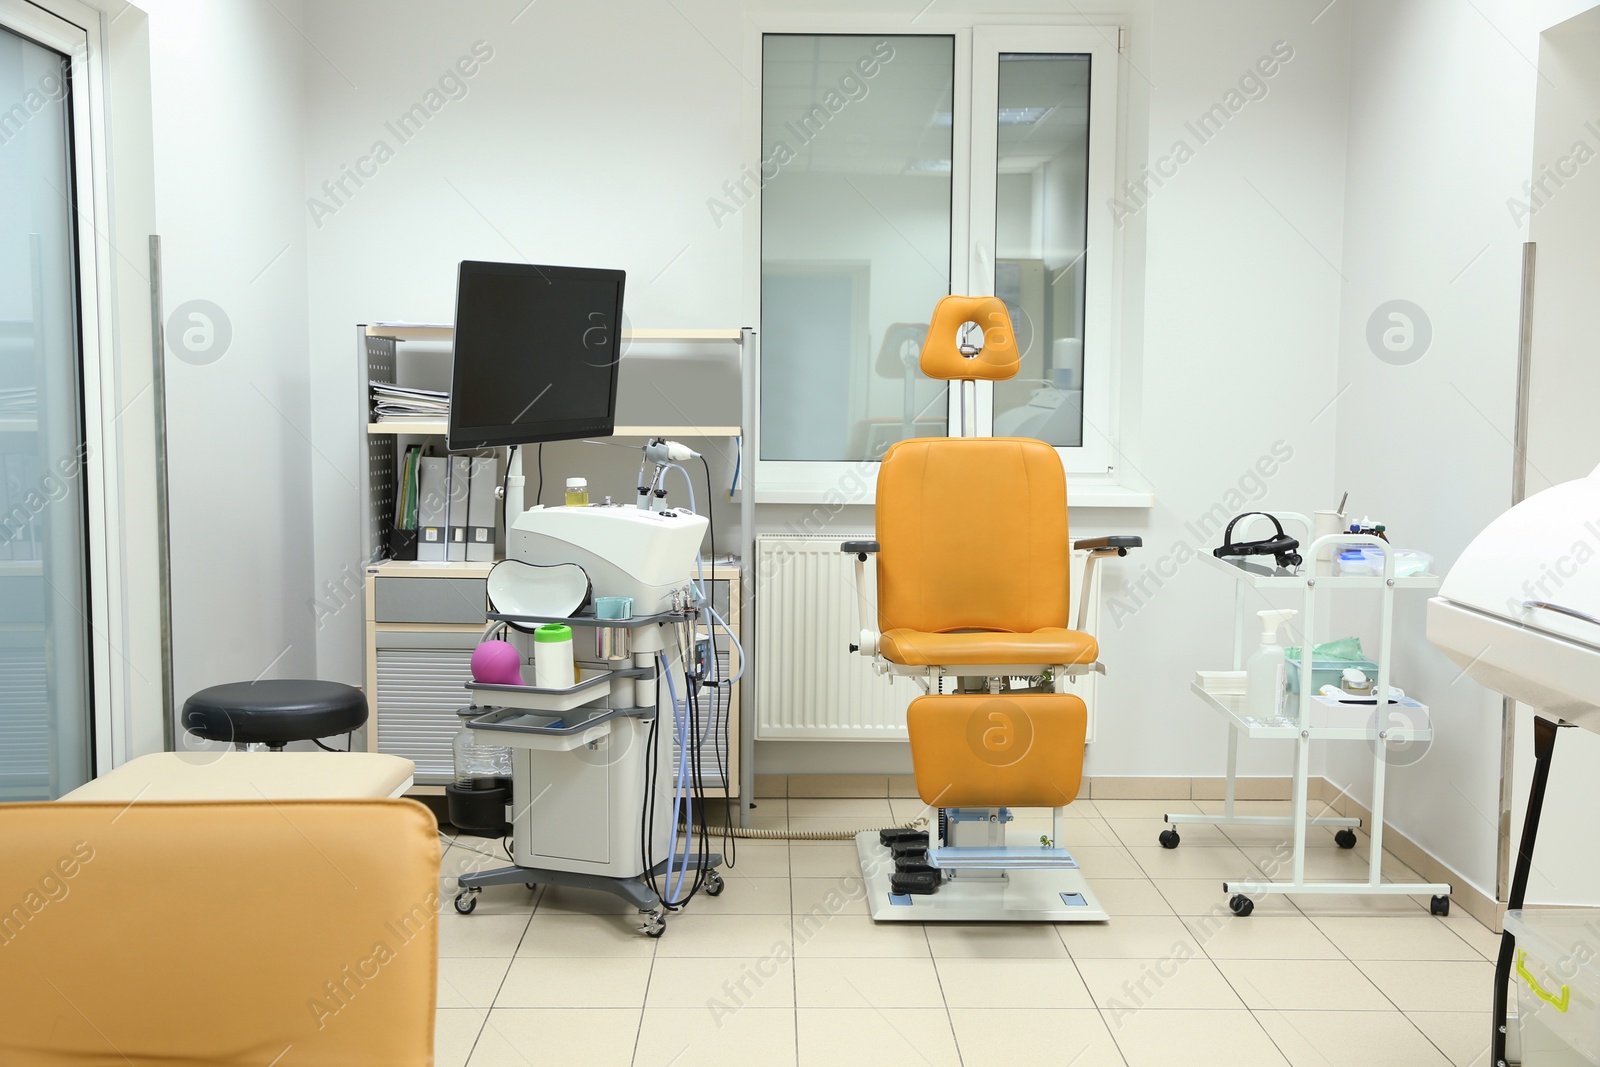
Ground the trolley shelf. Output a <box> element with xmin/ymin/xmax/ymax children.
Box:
<box><xmin>1190</xmin><ymin>683</ymin><xmax>1433</xmax><ymax>743</ymax></box>
<box><xmin>1201</xmin><ymin>551</ymin><xmax>1441</xmax><ymax>590</ymax></box>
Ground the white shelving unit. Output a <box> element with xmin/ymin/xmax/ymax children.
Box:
<box><xmin>1163</xmin><ymin>523</ymin><xmax>1453</xmax><ymax>915</ymax></box>
<box><xmin>355</xmin><ymin>323</ymin><xmax>756</xmax><ymax>813</ymax></box>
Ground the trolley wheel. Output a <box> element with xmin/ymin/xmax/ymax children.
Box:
<box><xmin>705</xmin><ymin>870</ymin><xmax>725</xmax><ymax>896</ymax></box>
<box><xmin>1158</xmin><ymin>829</ymin><xmax>1181</xmax><ymax>850</ymax></box>
<box><xmin>640</xmin><ymin>908</ymin><xmax>667</xmax><ymax>938</ymax></box>
<box><xmin>525</xmin><ymin>883</ymin><xmax>538</xmax><ymax>891</ymax></box>
<box><xmin>1430</xmin><ymin>895</ymin><xmax>1450</xmax><ymax>916</ymax></box>
<box><xmin>1229</xmin><ymin>894</ymin><xmax>1255</xmax><ymax>917</ymax></box>
<box><xmin>1334</xmin><ymin>829</ymin><xmax>1358</xmax><ymax>850</ymax></box>
<box><xmin>453</xmin><ymin>890</ymin><xmax>479</xmax><ymax>915</ymax></box>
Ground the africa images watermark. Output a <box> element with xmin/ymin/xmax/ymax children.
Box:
<box><xmin>0</xmin><ymin>841</ymin><xmax>96</xmax><ymax>949</ymax></box>
<box><xmin>306</xmin><ymin>41</ymin><xmax>496</xmax><ymax>229</ymax></box>
<box><xmin>306</xmin><ymin>890</ymin><xmax>438</xmax><ymax>1030</ymax></box>
<box><xmin>1105</xmin><ymin>439</ymin><xmax>1295</xmax><ymax>627</ymax></box>
<box><xmin>705</xmin><ymin>40</ymin><xmax>897</xmax><ymax>230</ymax></box>
<box><xmin>1109</xmin><ymin>40</ymin><xmax>1296</xmax><ymax>228</ymax></box>
<box><xmin>1506</xmin><ymin>120</ymin><xmax>1600</xmax><ymax>228</ymax></box>
<box><xmin>0</xmin><ymin>53</ymin><xmax>75</xmax><ymax>149</ymax></box>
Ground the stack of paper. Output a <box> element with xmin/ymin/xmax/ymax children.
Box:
<box><xmin>370</xmin><ymin>380</ymin><xmax>448</xmax><ymax>422</ymax></box>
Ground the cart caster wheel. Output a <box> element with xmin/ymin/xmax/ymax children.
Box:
<box><xmin>453</xmin><ymin>890</ymin><xmax>479</xmax><ymax>915</ymax></box>
<box><xmin>1158</xmin><ymin>829</ymin><xmax>1180</xmax><ymax>849</ymax></box>
<box><xmin>1431</xmin><ymin>895</ymin><xmax>1450</xmax><ymax>916</ymax></box>
<box><xmin>525</xmin><ymin>883</ymin><xmax>538</xmax><ymax>891</ymax></box>
<box><xmin>1334</xmin><ymin>829</ymin><xmax>1358</xmax><ymax>850</ymax></box>
<box><xmin>640</xmin><ymin>908</ymin><xmax>667</xmax><ymax>938</ymax></box>
<box><xmin>705</xmin><ymin>871</ymin><xmax>725</xmax><ymax>896</ymax></box>
<box><xmin>1229</xmin><ymin>894</ymin><xmax>1255</xmax><ymax>917</ymax></box>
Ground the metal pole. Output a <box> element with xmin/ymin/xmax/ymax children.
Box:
<box><xmin>148</xmin><ymin>237</ymin><xmax>176</xmax><ymax>751</ymax></box>
<box><xmin>1498</xmin><ymin>242</ymin><xmax>1536</xmax><ymax>903</ymax></box>
<box><xmin>738</xmin><ymin>327</ymin><xmax>757</xmax><ymax>825</ymax></box>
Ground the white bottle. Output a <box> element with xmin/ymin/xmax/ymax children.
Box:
<box><xmin>1246</xmin><ymin>609</ymin><xmax>1297</xmax><ymax>721</ymax></box>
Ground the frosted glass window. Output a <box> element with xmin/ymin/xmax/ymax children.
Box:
<box><xmin>760</xmin><ymin>35</ymin><xmax>953</xmax><ymax>462</ymax></box>
<box><xmin>990</xmin><ymin>54</ymin><xmax>1091</xmax><ymax>448</ymax></box>
<box><xmin>0</xmin><ymin>25</ymin><xmax>91</xmax><ymax>799</ymax></box>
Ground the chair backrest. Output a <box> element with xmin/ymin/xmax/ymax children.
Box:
<box><xmin>0</xmin><ymin>798</ymin><xmax>440</xmax><ymax>1066</ymax></box>
<box><xmin>876</xmin><ymin>436</ymin><xmax>1070</xmax><ymax>635</ymax></box>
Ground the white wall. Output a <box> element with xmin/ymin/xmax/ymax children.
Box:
<box><xmin>137</xmin><ymin>0</ymin><xmax>316</xmax><ymax>713</ymax></box>
<box><xmin>1322</xmin><ymin>0</ymin><xmax>1598</xmax><ymax>899</ymax></box>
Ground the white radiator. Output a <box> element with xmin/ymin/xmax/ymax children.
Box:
<box><xmin>754</xmin><ymin>533</ymin><xmax>1100</xmax><ymax>742</ymax></box>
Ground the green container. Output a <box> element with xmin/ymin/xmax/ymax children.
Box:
<box><xmin>1285</xmin><ymin>656</ymin><xmax>1379</xmax><ymax>695</ymax></box>
<box><xmin>534</xmin><ymin>623</ymin><xmax>572</xmax><ymax>644</ymax></box>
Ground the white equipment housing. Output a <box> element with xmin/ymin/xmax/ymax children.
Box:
<box><xmin>1427</xmin><ymin>462</ymin><xmax>1600</xmax><ymax>728</ymax></box>
<box><xmin>508</xmin><ymin>505</ymin><xmax>709</xmax><ymax>616</ymax></box>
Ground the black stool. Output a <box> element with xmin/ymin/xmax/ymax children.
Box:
<box><xmin>182</xmin><ymin>680</ymin><xmax>368</xmax><ymax>751</ymax></box>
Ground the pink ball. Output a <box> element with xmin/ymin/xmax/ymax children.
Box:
<box><xmin>471</xmin><ymin>640</ymin><xmax>524</xmax><ymax>685</ymax></box>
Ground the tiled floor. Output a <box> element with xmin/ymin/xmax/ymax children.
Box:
<box><xmin>432</xmin><ymin>797</ymin><xmax>1499</xmax><ymax>1067</ymax></box>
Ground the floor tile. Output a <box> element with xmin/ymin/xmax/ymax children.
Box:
<box><xmin>690</xmin><ymin>874</ymin><xmax>790</xmax><ymax>914</ymax></box>
<box><xmin>1313</xmin><ymin>916</ymin><xmax>1484</xmax><ymax>960</ymax></box>
<box><xmin>516</xmin><ymin>913</ymin><xmax>660</xmax><ymax>957</ymax></box>
<box><xmin>437</xmin><ymin>956</ymin><xmax>512</xmax><ymax>1008</ymax></box>
<box><xmin>935</xmin><ymin>957</ymin><xmax>1095</xmax><ymax>1008</ymax></box>
<box><xmin>794</xmin><ymin>955</ymin><xmax>945</xmax><ymax>1007</ymax></box>
<box><xmin>788</xmin><ymin>817</ymin><xmax>891</xmax><ymax>835</ymax></box>
<box><xmin>1059</xmin><ymin>914</ymin><xmax>1200</xmax><ymax>959</ymax></box>
<box><xmin>1406</xmin><ymin>1010</ymin><xmax>1493</xmax><ymax>1067</ymax></box>
<box><xmin>1221</xmin><ymin>823</ymin><xmax>1341</xmax><ymax>849</ymax></box>
<box><xmin>797</xmin><ymin>1007</ymin><xmax>960</xmax><ymax>1067</ymax></box>
<box><xmin>1108</xmin><ymin>817</ymin><xmax>1232</xmax><ymax>848</ymax></box>
<box><xmin>1128</xmin><ymin>843</ymin><xmax>1262</xmax><ymax>881</ymax></box>
<box><xmin>787</xmin><ymin>841</ymin><xmax>864</xmax><ymax>878</ymax></box>
<box><xmin>1153</xmin><ymin>878</ymin><xmax>1300</xmax><ymax>917</ymax></box>
<box><xmin>1183</xmin><ymin>914</ymin><xmax>1342</xmax><ymax>959</ymax></box>
<box><xmin>1357</xmin><ymin>960</ymin><xmax>1496</xmax><ymax>1013</ymax></box>
<box><xmin>1242</xmin><ymin>844</ymin><xmax>1425</xmax><ymax>884</ymax></box>
<box><xmin>1076</xmin><ymin>956</ymin><xmax>1246</xmax><ymax>1011</ymax></box>
<box><xmin>1095</xmin><ymin>799</ymin><xmax>1201</xmax><ymax>818</ymax></box>
<box><xmin>1216</xmin><ymin>958</ymin><xmax>1393</xmax><ymax>1011</ymax></box>
<box><xmin>646</xmin><ymin>954</ymin><xmax>794</xmax><ymax>1009</ymax></box>
<box><xmin>788</xmin><ymin>797</ymin><xmax>893</xmax><ymax>819</ymax></box>
<box><xmin>1254</xmin><ymin>1009</ymin><xmax>1452</xmax><ymax>1066</ymax></box>
<box><xmin>1107</xmin><ymin>1008</ymin><xmax>1288</xmax><ymax>1066</ymax></box>
<box><xmin>1286</xmin><ymin>891</ymin><xmax>1429</xmax><ymax>916</ymax></box>
<box><xmin>637</xmin><ymin>1006</ymin><xmax>796</xmax><ymax>1067</ymax></box>
<box><xmin>1090</xmin><ymin>878</ymin><xmax>1178</xmax><ymax>916</ymax></box>
<box><xmin>467</xmin><ymin>1007</ymin><xmax>638</xmax><ymax>1066</ymax></box>
<box><xmin>533</xmin><ymin>883</ymin><xmax>639</xmax><ymax>916</ymax></box>
<box><xmin>1439</xmin><ymin>911</ymin><xmax>1503</xmax><ymax>959</ymax></box>
<box><xmin>788</xmin><ymin>774</ymin><xmax>887</xmax><ymax>798</ymax></box>
<box><xmin>791</xmin><ymin>914</ymin><xmax>930</xmax><ymax>957</ymax></box>
<box><xmin>434</xmin><ymin>1007</ymin><xmax>486</xmax><ymax>1067</ymax></box>
<box><xmin>495</xmin><ymin>956</ymin><xmax>652</xmax><ymax>1008</ymax></box>
<box><xmin>438</xmin><ymin>912</ymin><xmax>533</xmax><ymax>957</ymax></box>
<box><xmin>655</xmin><ymin>914</ymin><xmax>794</xmax><ymax>957</ymax></box>
<box><xmin>925</xmin><ymin>922</ymin><xmax>1071</xmax><ymax>958</ymax></box>
<box><xmin>949</xmin><ymin>1007</ymin><xmax>1127</xmax><ymax>1066</ymax></box>
<box><xmin>720</xmin><ymin>840</ymin><xmax>790</xmax><ymax>877</ymax></box>
<box><xmin>1053</xmin><ymin>818</ymin><xmax>1125</xmax><ymax>849</ymax></box>
<box><xmin>791</xmin><ymin>876</ymin><xmax>871</xmax><ymax>916</ymax></box>
<box><xmin>1064</xmin><ymin>845</ymin><xmax>1146</xmax><ymax>880</ymax></box>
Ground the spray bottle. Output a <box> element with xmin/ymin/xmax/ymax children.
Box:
<box><xmin>1246</xmin><ymin>609</ymin><xmax>1298</xmax><ymax>721</ymax></box>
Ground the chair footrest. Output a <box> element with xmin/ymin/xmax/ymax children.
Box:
<box><xmin>929</xmin><ymin>846</ymin><xmax>1080</xmax><ymax>871</ymax></box>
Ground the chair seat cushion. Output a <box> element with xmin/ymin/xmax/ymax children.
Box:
<box><xmin>60</xmin><ymin>752</ymin><xmax>415</xmax><ymax>801</ymax></box>
<box><xmin>880</xmin><ymin>627</ymin><xmax>1098</xmax><ymax>667</ymax></box>
<box><xmin>182</xmin><ymin>679</ymin><xmax>368</xmax><ymax>744</ymax></box>
<box><xmin>907</xmin><ymin>692</ymin><xmax>1087</xmax><ymax>808</ymax></box>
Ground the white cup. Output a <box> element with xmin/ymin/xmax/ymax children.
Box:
<box><xmin>1313</xmin><ymin>510</ymin><xmax>1345</xmax><ymax>561</ymax></box>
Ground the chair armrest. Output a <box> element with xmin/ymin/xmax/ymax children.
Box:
<box><xmin>1074</xmin><ymin>535</ymin><xmax>1142</xmax><ymax>556</ymax></box>
<box><xmin>842</xmin><ymin>540</ymin><xmax>880</xmax><ymax>558</ymax></box>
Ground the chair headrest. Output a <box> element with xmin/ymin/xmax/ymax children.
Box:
<box><xmin>919</xmin><ymin>295</ymin><xmax>1021</xmax><ymax>382</ymax></box>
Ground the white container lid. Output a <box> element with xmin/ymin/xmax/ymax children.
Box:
<box><xmin>1506</xmin><ymin>909</ymin><xmax>1600</xmax><ymax>1002</ymax></box>
<box><xmin>566</xmin><ymin>477</ymin><xmax>586</xmax><ymax>488</ymax></box>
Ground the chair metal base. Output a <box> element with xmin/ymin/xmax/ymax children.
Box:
<box><xmin>855</xmin><ymin>831</ymin><xmax>1109</xmax><ymax>923</ymax></box>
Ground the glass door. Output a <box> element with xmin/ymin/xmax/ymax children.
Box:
<box><xmin>0</xmin><ymin>18</ymin><xmax>93</xmax><ymax>798</ymax></box>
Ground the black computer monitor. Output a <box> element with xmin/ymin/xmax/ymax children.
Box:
<box><xmin>447</xmin><ymin>261</ymin><xmax>626</xmax><ymax>449</ymax></box>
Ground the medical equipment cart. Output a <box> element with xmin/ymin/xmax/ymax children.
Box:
<box><xmin>1163</xmin><ymin>520</ymin><xmax>1452</xmax><ymax>916</ymax></box>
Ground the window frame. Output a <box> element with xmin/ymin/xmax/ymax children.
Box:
<box><xmin>746</xmin><ymin>15</ymin><xmax>1129</xmax><ymax>504</ymax></box>
<box><xmin>1</xmin><ymin>0</ymin><xmax>155</xmax><ymax>774</ymax></box>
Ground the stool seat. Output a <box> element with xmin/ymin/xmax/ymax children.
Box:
<box><xmin>182</xmin><ymin>679</ymin><xmax>368</xmax><ymax>747</ymax></box>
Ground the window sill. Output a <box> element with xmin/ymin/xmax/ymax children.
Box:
<box><xmin>753</xmin><ymin>477</ymin><xmax>1153</xmax><ymax>509</ymax></box>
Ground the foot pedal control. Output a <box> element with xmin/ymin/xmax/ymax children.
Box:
<box><xmin>880</xmin><ymin>828</ymin><xmax>927</xmax><ymax>848</ymax></box>
<box><xmin>894</xmin><ymin>853</ymin><xmax>931</xmax><ymax>872</ymax></box>
<box><xmin>891</xmin><ymin>869</ymin><xmax>941</xmax><ymax>895</ymax></box>
<box><xmin>889</xmin><ymin>837</ymin><xmax>929</xmax><ymax>858</ymax></box>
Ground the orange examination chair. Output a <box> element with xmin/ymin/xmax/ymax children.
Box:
<box><xmin>843</xmin><ymin>295</ymin><xmax>1140</xmax><ymax>922</ymax></box>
